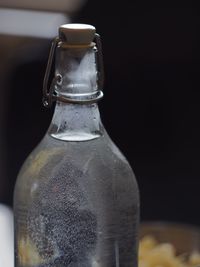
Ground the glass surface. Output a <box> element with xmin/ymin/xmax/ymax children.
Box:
<box><xmin>14</xmin><ymin>131</ymin><xmax>139</xmax><ymax>267</ymax></box>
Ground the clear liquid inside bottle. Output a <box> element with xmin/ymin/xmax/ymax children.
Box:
<box><xmin>14</xmin><ymin>130</ymin><xmax>139</xmax><ymax>267</ymax></box>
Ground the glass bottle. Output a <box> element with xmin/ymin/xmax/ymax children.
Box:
<box><xmin>14</xmin><ymin>24</ymin><xmax>140</xmax><ymax>267</ymax></box>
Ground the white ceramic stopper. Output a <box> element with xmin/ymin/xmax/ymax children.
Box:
<box><xmin>59</xmin><ymin>23</ymin><xmax>96</xmax><ymax>45</ymax></box>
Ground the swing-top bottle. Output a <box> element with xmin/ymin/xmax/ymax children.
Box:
<box><xmin>14</xmin><ymin>23</ymin><xmax>140</xmax><ymax>267</ymax></box>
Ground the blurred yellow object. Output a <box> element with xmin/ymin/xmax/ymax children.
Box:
<box><xmin>188</xmin><ymin>252</ymin><xmax>200</xmax><ymax>266</ymax></box>
<box><xmin>139</xmin><ymin>236</ymin><xmax>200</xmax><ymax>267</ymax></box>
<box><xmin>18</xmin><ymin>237</ymin><xmax>44</xmax><ymax>266</ymax></box>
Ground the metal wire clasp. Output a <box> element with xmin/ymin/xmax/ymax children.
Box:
<box><xmin>42</xmin><ymin>34</ymin><xmax>104</xmax><ymax>108</ymax></box>
<box><xmin>95</xmin><ymin>33</ymin><xmax>104</xmax><ymax>92</ymax></box>
<box><xmin>42</xmin><ymin>36</ymin><xmax>60</xmax><ymax>108</ymax></box>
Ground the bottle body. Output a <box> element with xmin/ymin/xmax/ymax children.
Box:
<box><xmin>14</xmin><ymin>130</ymin><xmax>139</xmax><ymax>267</ymax></box>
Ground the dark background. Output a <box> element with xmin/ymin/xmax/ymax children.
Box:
<box><xmin>1</xmin><ymin>2</ymin><xmax>200</xmax><ymax>225</ymax></box>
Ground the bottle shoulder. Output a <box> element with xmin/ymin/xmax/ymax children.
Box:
<box><xmin>16</xmin><ymin>132</ymin><xmax>136</xmax><ymax>185</ymax></box>
<box><xmin>14</xmin><ymin>132</ymin><xmax>139</xmax><ymax>210</ymax></box>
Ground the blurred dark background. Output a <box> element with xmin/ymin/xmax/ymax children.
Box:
<box><xmin>0</xmin><ymin>1</ymin><xmax>200</xmax><ymax>225</ymax></box>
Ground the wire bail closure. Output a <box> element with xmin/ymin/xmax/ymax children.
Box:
<box><xmin>42</xmin><ymin>34</ymin><xmax>104</xmax><ymax>108</ymax></box>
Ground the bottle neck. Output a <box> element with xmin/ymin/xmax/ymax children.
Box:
<box><xmin>55</xmin><ymin>43</ymin><xmax>98</xmax><ymax>100</ymax></box>
<box><xmin>47</xmin><ymin>43</ymin><xmax>104</xmax><ymax>142</ymax></box>
<box><xmin>48</xmin><ymin>102</ymin><xmax>103</xmax><ymax>141</ymax></box>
